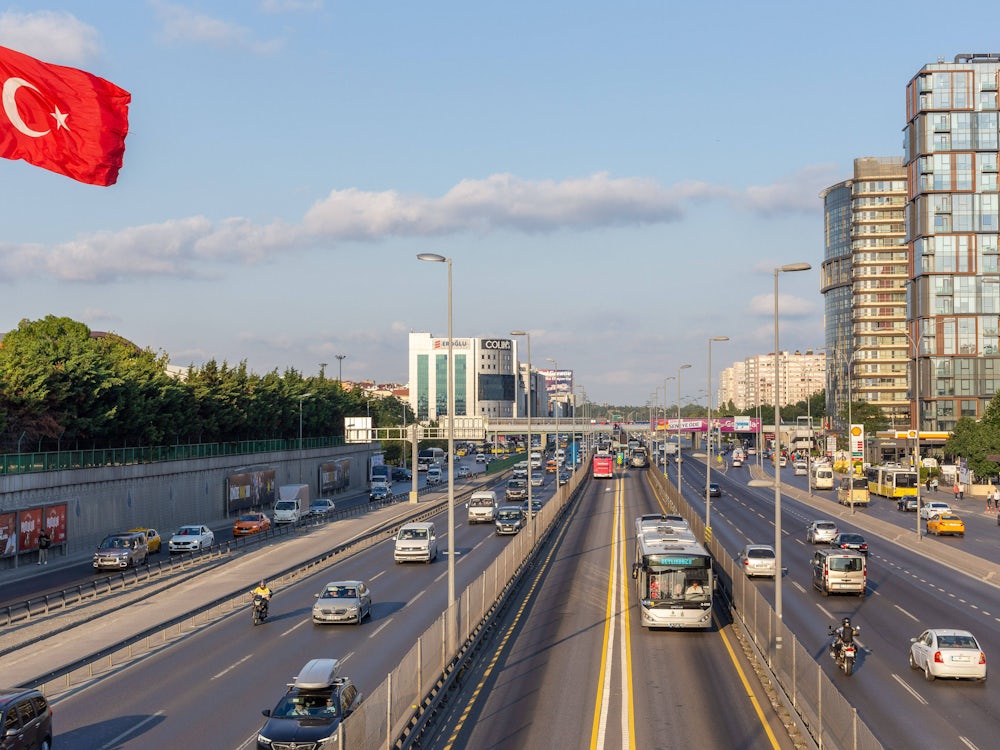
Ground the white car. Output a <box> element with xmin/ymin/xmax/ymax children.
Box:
<box><xmin>739</xmin><ymin>544</ymin><xmax>776</xmax><ymax>578</ymax></box>
<box><xmin>806</xmin><ymin>520</ymin><xmax>838</xmax><ymax>544</ymax></box>
<box><xmin>909</xmin><ymin>629</ymin><xmax>986</xmax><ymax>681</ymax></box>
<box><xmin>920</xmin><ymin>501</ymin><xmax>952</xmax><ymax>519</ymax></box>
<box><xmin>168</xmin><ymin>524</ymin><xmax>215</xmax><ymax>553</ymax></box>
<box><xmin>531</xmin><ymin>474</ymin><xmax>545</xmax><ymax>487</ymax></box>
<box><xmin>793</xmin><ymin>462</ymin><xmax>808</xmax><ymax>476</ymax></box>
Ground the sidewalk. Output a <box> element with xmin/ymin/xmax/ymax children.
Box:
<box><xmin>3</xmin><ymin>495</ymin><xmax>434</xmax><ymax>688</ymax></box>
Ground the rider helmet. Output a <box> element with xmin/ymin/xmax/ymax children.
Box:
<box><xmin>842</xmin><ymin>617</ymin><xmax>851</xmax><ymax>628</ymax></box>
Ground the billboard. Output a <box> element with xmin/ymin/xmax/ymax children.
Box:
<box><xmin>654</xmin><ymin>417</ymin><xmax>761</xmax><ymax>433</ymax></box>
<box><xmin>226</xmin><ymin>467</ymin><xmax>276</xmax><ymax>514</ymax></box>
<box><xmin>17</xmin><ymin>507</ymin><xmax>43</xmax><ymax>552</ymax></box>
<box><xmin>538</xmin><ymin>369</ymin><xmax>573</xmax><ymax>397</ymax></box>
<box><xmin>0</xmin><ymin>512</ymin><xmax>15</xmax><ymax>557</ymax></box>
<box><xmin>320</xmin><ymin>459</ymin><xmax>351</xmax><ymax>494</ymax></box>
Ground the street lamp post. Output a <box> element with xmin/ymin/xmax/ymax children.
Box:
<box><xmin>335</xmin><ymin>354</ymin><xmax>347</xmax><ymax>383</ymax></box>
<box><xmin>417</xmin><ymin>253</ymin><xmax>457</xmax><ymax>649</ymax></box>
<box><xmin>511</xmin><ymin>330</ymin><xmax>535</xmax><ymax>541</ymax></box>
<box><xmin>677</xmin><ymin>364</ymin><xmax>691</xmax><ymax>495</ymax></box>
<box><xmin>771</xmin><ymin>262</ymin><xmax>811</xmax><ymax>642</ymax></box>
<box><xmin>547</xmin><ymin>358</ymin><xmax>560</xmax><ymax>489</ymax></box>
<box><xmin>705</xmin><ymin>337</ymin><xmax>729</xmax><ymax>537</ymax></box>
<box><xmin>298</xmin><ymin>392</ymin><xmax>314</xmax><ymax>483</ymax></box>
<box><xmin>661</xmin><ymin>377</ymin><xmax>675</xmax><ymax>475</ymax></box>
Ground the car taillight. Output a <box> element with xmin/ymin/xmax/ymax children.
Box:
<box><xmin>980</xmin><ymin>652</ymin><xmax>987</xmax><ymax>665</ymax></box>
<box><xmin>934</xmin><ymin>651</ymin><xmax>944</xmax><ymax>663</ymax></box>
<box><xmin>743</xmin><ymin>558</ymin><xmax>749</xmax><ymax>566</ymax></box>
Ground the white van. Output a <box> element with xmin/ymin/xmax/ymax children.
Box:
<box><xmin>466</xmin><ymin>490</ymin><xmax>498</xmax><ymax>524</ymax></box>
<box><xmin>810</xmin><ymin>549</ymin><xmax>866</xmax><ymax>597</ymax></box>
<box><xmin>426</xmin><ymin>465</ymin><xmax>443</xmax><ymax>485</ymax></box>
<box><xmin>394</xmin><ymin>522</ymin><xmax>437</xmax><ymax>563</ymax></box>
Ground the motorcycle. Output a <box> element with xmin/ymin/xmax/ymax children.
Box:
<box><xmin>252</xmin><ymin>593</ymin><xmax>270</xmax><ymax>625</ymax></box>
<box><xmin>829</xmin><ymin>625</ymin><xmax>860</xmax><ymax>676</ymax></box>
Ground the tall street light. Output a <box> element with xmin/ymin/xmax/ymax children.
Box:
<box><xmin>896</xmin><ymin>326</ymin><xmax>922</xmax><ymax>541</ymax></box>
<box><xmin>705</xmin><ymin>337</ymin><xmax>729</xmax><ymax>538</ymax></box>
<box><xmin>661</xmin><ymin>377</ymin><xmax>675</xmax><ymax>475</ymax></box>
<box><xmin>677</xmin><ymin>364</ymin><xmax>691</xmax><ymax>495</ymax></box>
<box><xmin>771</xmin><ymin>263</ymin><xmax>810</xmax><ymax>640</ymax></box>
<box><xmin>511</xmin><ymin>330</ymin><xmax>535</xmax><ymax>542</ymax></box>
<box><xmin>298</xmin><ymin>392</ymin><xmax>314</xmax><ymax>483</ymax></box>
<box><xmin>417</xmin><ymin>252</ymin><xmax>457</xmax><ymax>649</ymax></box>
<box><xmin>335</xmin><ymin>354</ymin><xmax>347</xmax><ymax>382</ymax></box>
<box><xmin>547</xmin><ymin>357</ymin><xmax>560</xmax><ymax>489</ymax></box>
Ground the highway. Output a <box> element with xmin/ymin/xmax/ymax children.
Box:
<box><xmin>417</xmin><ymin>466</ymin><xmax>793</xmax><ymax>750</ymax></box>
<box><xmin>677</xmin><ymin>452</ymin><xmax>1000</xmax><ymax>750</ymax></box>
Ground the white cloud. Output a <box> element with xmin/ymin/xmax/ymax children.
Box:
<box><xmin>0</xmin><ymin>10</ymin><xmax>102</xmax><ymax>65</ymax></box>
<box><xmin>0</xmin><ymin>169</ymin><xmax>835</xmax><ymax>283</ymax></box>
<box><xmin>735</xmin><ymin>164</ymin><xmax>841</xmax><ymax>216</ymax></box>
<box><xmin>747</xmin><ymin>292</ymin><xmax>817</xmax><ymax>318</ymax></box>
<box><xmin>258</xmin><ymin>0</ymin><xmax>324</xmax><ymax>12</ymax></box>
<box><xmin>150</xmin><ymin>0</ymin><xmax>284</xmax><ymax>54</ymax></box>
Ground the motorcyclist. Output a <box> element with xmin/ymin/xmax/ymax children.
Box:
<box><xmin>830</xmin><ymin>617</ymin><xmax>858</xmax><ymax>660</ymax></box>
<box><xmin>252</xmin><ymin>580</ymin><xmax>272</xmax><ymax>618</ymax></box>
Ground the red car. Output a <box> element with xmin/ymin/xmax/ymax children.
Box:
<box><xmin>233</xmin><ymin>512</ymin><xmax>271</xmax><ymax>537</ymax></box>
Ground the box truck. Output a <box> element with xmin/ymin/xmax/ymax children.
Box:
<box><xmin>273</xmin><ymin>484</ymin><xmax>311</xmax><ymax>524</ymax></box>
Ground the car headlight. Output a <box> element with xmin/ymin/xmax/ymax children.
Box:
<box><xmin>316</xmin><ymin>730</ymin><xmax>339</xmax><ymax>745</ymax></box>
<box><xmin>257</xmin><ymin>733</ymin><xmax>272</xmax><ymax>746</ymax></box>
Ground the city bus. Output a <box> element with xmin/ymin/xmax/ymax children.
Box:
<box><xmin>592</xmin><ymin>452</ymin><xmax>614</xmax><ymax>479</ymax></box>
<box><xmin>631</xmin><ymin>518</ymin><xmax>713</xmax><ymax>629</ymax></box>
<box><xmin>867</xmin><ymin>465</ymin><xmax>918</xmax><ymax>499</ymax></box>
<box><xmin>416</xmin><ymin>447</ymin><xmax>446</xmax><ymax>472</ymax></box>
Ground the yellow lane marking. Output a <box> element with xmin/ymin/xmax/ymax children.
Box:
<box><xmin>713</xmin><ymin>614</ymin><xmax>781</xmax><ymax>748</ymax></box>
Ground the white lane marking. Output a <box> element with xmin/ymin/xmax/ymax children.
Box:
<box><xmin>370</xmin><ymin>570</ymin><xmax>386</xmax><ymax>582</ymax></box>
<box><xmin>959</xmin><ymin>736</ymin><xmax>981</xmax><ymax>750</ymax></box>
<box><xmin>368</xmin><ymin>619</ymin><xmax>392</xmax><ymax>638</ymax></box>
<box><xmin>212</xmin><ymin>653</ymin><xmax>254</xmax><ymax>680</ymax></box>
<box><xmin>281</xmin><ymin>618</ymin><xmax>311</xmax><ymax>637</ymax></box>
<box><xmin>410</xmin><ymin>588</ymin><xmax>427</xmax><ymax>605</ymax></box>
<box><xmin>791</xmin><ymin>581</ymin><xmax>806</xmax><ymax>594</ymax></box>
<box><xmin>816</xmin><ymin>604</ymin><xmax>834</xmax><ymax>620</ymax></box>
<box><xmin>894</xmin><ymin>604</ymin><xmax>919</xmax><ymax>622</ymax></box>
<box><xmin>100</xmin><ymin>711</ymin><xmax>163</xmax><ymax>749</ymax></box>
<box><xmin>891</xmin><ymin>673</ymin><xmax>928</xmax><ymax>704</ymax></box>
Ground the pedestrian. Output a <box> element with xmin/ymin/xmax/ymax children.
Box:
<box><xmin>993</xmin><ymin>487</ymin><xmax>1000</xmax><ymax>512</ymax></box>
<box><xmin>37</xmin><ymin>528</ymin><xmax>51</xmax><ymax>565</ymax></box>
<box><xmin>959</xmin><ymin>482</ymin><xmax>965</xmax><ymax>500</ymax></box>
<box><xmin>987</xmin><ymin>491</ymin><xmax>994</xmax><ymax>511</ymax></box>
<box><xmin>925</xmin><ymin>477</ymin><xmax>932</xmax><ymax>492</ymax></box>
<box><xmin>954</xmin><ymin>481</ymin><xmax>961</xmax><ymax>501</ymax></box>
<box><xmin>931</xmin><ymin>477</ymin><xmax>938</xmax><ymax>492</ymax></box>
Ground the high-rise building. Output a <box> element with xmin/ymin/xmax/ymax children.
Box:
<box><xmin>905</xmin><ymin>54</ymin><xmax>1000</xmax><ymax>432</ymax></box>
<box><xmin>820</xmin><ymin>157</ymin><xmax>909</xmax><ymax>430</ymax></box>
<box><xmin>718</xmin><ymin>351</ymin><xmax>826</xmax><ymax>411</ymax></box>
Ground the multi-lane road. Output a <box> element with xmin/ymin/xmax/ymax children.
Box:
<box><xmin>9</xmin><ymin>449</ymin><xmax>1000</xmax><ymax>749</ymax></box>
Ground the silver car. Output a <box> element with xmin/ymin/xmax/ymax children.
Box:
<box><xmin>312</xmin><ymin>580</ymin><xmax>372</xmax><ymax>625</ymax></box>
<box><xmin>806</xmin><ymin>520</ymin><xmax>838</xmax><ymax>544</ymax></box>
<box><xmin>739</xmin><ymin>544</ymin><xmax>776</xmax><ymax>578</ymax></box>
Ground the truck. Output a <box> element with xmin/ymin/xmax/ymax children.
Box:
<box><xmin>273</xmin><ymin>484</ymin><xmax>311</xmax><ymax>524</ymax></box>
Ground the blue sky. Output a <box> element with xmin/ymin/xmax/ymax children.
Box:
<box><xmin>2</xmin><ymin>1</ymin><xmax>999</xmax><ymax>407</ymax></box>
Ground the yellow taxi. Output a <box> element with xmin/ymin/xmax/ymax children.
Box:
<box><xmin>926</xmin><ymin>513</ymin><xmax>965</xmax><ymax>537</ymax></box>
<box><xmin>128</xmin><ymin>527</ymin><xmax>162</xmax><ymax>553</ymax></box>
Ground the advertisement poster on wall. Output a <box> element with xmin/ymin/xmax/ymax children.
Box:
<box><xmin>320</xmin><ymin>459</ymin><xmax>351</xmax><ymax>494</ymax></box>
<box><xmin>226</xmin><ymin>467</ymin><xmax>276</xmax><ymax>514</ymax></box>
<box><xmin>0</xmin><ymin>512</ymin><xmax>16</xmax><ymax>557</ymax></box>
<box><xmin>18</xmin><ymin>507</ymin><xmax>43</xmax><ymax>551</ymax></box>
<box><xmin>45</xmin><ymin>504</ymin><xmax>68</xmax><ymax>545</ymax></box>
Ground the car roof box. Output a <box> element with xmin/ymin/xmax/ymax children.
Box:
<box><xmin>292</xmin><ymin>658</ymin><xmax>341</xmax><ymax>689</ymax></box>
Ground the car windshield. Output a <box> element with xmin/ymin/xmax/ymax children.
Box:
<box><xmin>179</xmin><ymin>527</ymin><xmax>197</xmax><ymax>535</ymax></box>
<box><xmin>841</xmin><ymin>535</ymin><xmax>864</xmax><ymax>543</ymax></box>
<box><xmin>498</xmin><ymin>511</ymin><xmax>520</xmax><ymax>520</ymax></box>
<box><xmin>747</xmin><ymin>548</ymin><xmax>774</xmax><ymax>559</ymax></box>
<box><xmin>817</xmin><ymin>523</ymin><xmax>836</xmax><ymax>530</ymax></box>
<box><xmin>238</xmin><ymin>515</ymin><xmax>259</xmax><ymax>522</ymax></box>
<box><xmin>829</xmin><ymin>557</ymin><xmax>863</xmax><ymax>572</ymax></box>
<box><xmin>938</xmin><ymin>634</ymin><xmax>979</xmax><ymax>649</ymax></box>
<box><xmin>400</xmin><ymin>528</ymin><xmax>427</xmax><ymax>540</ymax></box>
<box><xmin>323</xmin><ymin>587</ymin><xmax>356</xmax><ymax>598</ymax></box>
<box><xmin>271</xmin><ymin>689</ymin><xmax>339</xmax><ymax>719</ymax></box>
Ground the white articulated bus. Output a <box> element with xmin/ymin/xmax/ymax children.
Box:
<box><xmin>631</xmin><ymin>518</ymin><xmax>713</xmax><ymax>629</ymax></box>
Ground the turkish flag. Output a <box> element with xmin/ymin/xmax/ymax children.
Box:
<box><xmin>0</xmin><ymin>45</ymin><xmax>130</xmax><ymax>186</ymax></box>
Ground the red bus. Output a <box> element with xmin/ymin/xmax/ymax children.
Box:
<box><xmin>592</xmin><ymin>453</ymin><xmax>614</xmax><ymax>479</ymax></box>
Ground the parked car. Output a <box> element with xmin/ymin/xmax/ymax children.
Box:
<box><xmin>312</xmin><ymin>580</ymin><xmax>372</xmax><ymax>625</ymax></box>
<box><xmin>168</xmin><ymin>524</ymin><xmax>215</xmax><ymax>553</ymax></box>
<box><xmin>708</xmin><ymin>482</ymin><xmax>721</xmax><ymax>498</ymax></box>
<box><xmin>0</xmin><ymin>685</ymin><xmax>53</xmax><ymax>750</ymax></box>
<box><xmin>258</xmin><ymin>659</ymin><xmax>361</xmax><ymax>748</ymax></box>
<box><xmin>391</xmin><ymin>466</ymin><xmax>412</xmax><ymax>481</ymax></box>
<box><xmin>920</xmin><ymin>501</ymin><xmax>952</xmax><ymax>519</ymax></box>
<box><xmin>233</xmin><ymin>512</ymin><xmax>271</xmax><ymax>537</ymax></box>
<box><xmin>308</xmin><ymin>499</ymin><xmax>336</xmax><ymax>517</ymax></box>
<box><xmin>926</xmin><ymin>513</ymin><xmax>966</xmax><ymax>536</ymax></box>
<box><xmin>909</xmin><ymin>629</ymin><xmax>987</xmax><ymax>681</ymax></box>
<box><xmin>806</xmin><ymin>520</ymin><xmax>838</xmax><ymax>544</ymax></box>
<box><xmin>739</xmin><ymin>544</ymin><xmax>776</xmax><ymax>578</ymax></box>
<box><xmin>830</xmin><ymin>532</ymin><xmax>869</xmax><ymax>555</ymax></box>
<box><xmin>128</xmin><ymin>527</ymin><xmax>161</xmax><ymax>554</ymax></box>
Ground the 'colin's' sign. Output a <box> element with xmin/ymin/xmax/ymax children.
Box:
<box><xmin>481</xmin><ymin>339</ymin><xmax>512</xmax><ymax>350</ymax></box>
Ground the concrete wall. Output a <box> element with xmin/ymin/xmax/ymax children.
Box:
<box><xmin>0</xmin><ymin>443</ymin><xmax>378</xmax><ymax>568</ymax></box>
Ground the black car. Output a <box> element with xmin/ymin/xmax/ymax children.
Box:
<box><xmin>709</xmin><ymin>482</ymin><xmax>721</xmax><ymax>497</ymax></box>
<box><xmin>0</xmin><ymin>686</ymin><xmax>52</xmax><ymax>750</ymax></box>
<box><xmin>258</xmin><ymin>659</ymin><xmax>360</xmax><ymax>749</ymax></box>
<box><xmin>830</xmin><ymin>532</ymin><xmax>868</xmax><ymax>555</ymax></box>
<box><xmin>391</xmin><ymin>466</ymin><xmax>412</xmax><ymax>481</ymax></box>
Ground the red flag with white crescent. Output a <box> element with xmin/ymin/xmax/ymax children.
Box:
<box><xmin>0</xmin><ymin>44</ymin><xmax>130</xmax><ymax>186</ymax></box>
